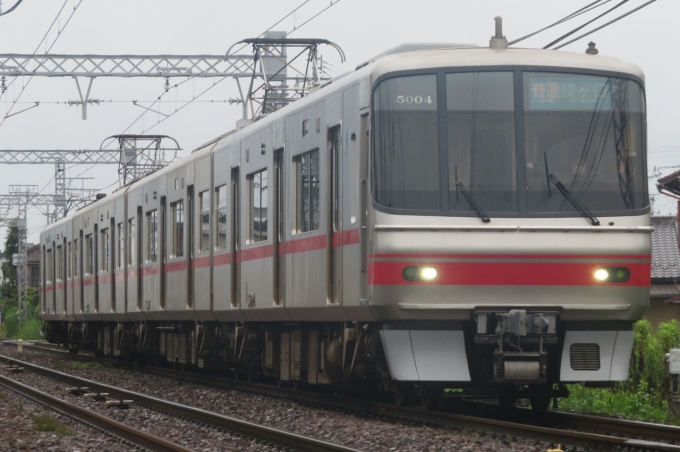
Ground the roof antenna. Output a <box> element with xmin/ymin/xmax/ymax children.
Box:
<box><xmin>490</xmin><ymin>16</ymin><xmax>508</xmax><ymax>49</ymax></box>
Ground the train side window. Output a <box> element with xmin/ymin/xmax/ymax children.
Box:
<box><xmin>293</xmin><ymin>150</ymin><xmax>320</xmax><ymax>234</ymax></box>
<box><xmin>85</xmin><ymin>234</ymin><xmax>93</xmax><ymax>275</ymax></box>
<box><xmin>73</xmin><ymin>238</ymin><xmax>79</xmax><ymax>277</ymax></box>
<box><xmin>67</xmin><ymin>242</ymin><xmax>72</xmax><ymax>279</ymax></box>
<box><xmin>56</xmin><ymin>245</ymin><xmax>62</xmax><ymax>281</ymax></box>
<box><xmin>146</xmin><ymin>210</ymin><xmax>158</xmax><ymax>263</ymax></box>
<box><xmin>117</xmin><ymin>223</ymin><xmax>124</xmax><ymax>269</ymax></box>
<box><xmin>215</xmin><ymin>185</ymin><xmax>227</xmax><ymax>250</ymax></box>
<box><xmin>46</xmin><ymin>249</ymin><xmax>53</xmax><ymax>283</ymax></box>
<box><xmin>199</xmin><ymin>191</ymin><xmax>210</xmax><ymax>253</ymax></box>
<box><xmin>100</xmin><ymin>228</ymin><xmax>110</xmax><ymax>273</ymax></box>
<box><xmin>128</xmin><ymin>218</ymin><xmax>136</xmax><ymax>267</ymax></box>
<box><xmin>247</xmin><ymin>169</ymin><xmax>268</xmax><ymax>243</ymax></box>
<box><xmin>170</xmin><ymin>200</ymin><xmax>184</xmax><ymax>258</ymax></box>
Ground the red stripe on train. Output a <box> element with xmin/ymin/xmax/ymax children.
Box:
<box><xmin>369</xmin><ymin>253</ymin><xmax>651</xmax><ymax>261</ymax></box>
<box><xmin>368</xmin><ymin>261</ymin><xmax>651</xmax><ymax>286</ymax></box>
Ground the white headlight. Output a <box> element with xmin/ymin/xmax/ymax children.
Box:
<box><xmin>420</xmin><ymin>267</ymin><xmax>437</xmax><ymax>281</ymax></box>
<box><xmin>594</xmin><ymin>269</ymin><xmax>609</xmax><ymax>281</ymax></box>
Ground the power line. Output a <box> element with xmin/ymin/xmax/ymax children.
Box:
<box><xmin>0</xmin><ymin>0</ymin><xmax>84</xmax><ymax>129</ymax></box>
<box><xmin>509</xmin><ymin>0</ymin><xmax>611</xmax><ymax>46</ymax></box>
<box><xmin>115</xmin><ymin>1</ymin><xmax>309</xmax><ymax>136</ymax></box>
<box><xmin>544</xmin><ymin>0</ymin><xmax>629</xmax><ymax>49</ymax></box>
<box><xmin>0</xmin><ymin>0</ymin><xmax>23</xmax><ymax>16</ymax></box>
<box><xmin>553</xmin><ymin>0</ymin><xmax>658</xmax><ymax>49</ymax></box>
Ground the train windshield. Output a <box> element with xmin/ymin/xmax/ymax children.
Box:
<box><xmin>372</xmin><ymin>70</ymin><xmax>647</xmax><ymax>216</ymax></box>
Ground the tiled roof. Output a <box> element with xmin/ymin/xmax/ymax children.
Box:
<box><xmin>651</xmin><ymin>216</ymin><xmax>680</xmax><ymax>281</ymax></box>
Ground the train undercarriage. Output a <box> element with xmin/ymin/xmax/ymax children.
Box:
<box><xmin>43</xmin><ymin>309</ymin><xmax>595</xmax><ymax>411</ymax></box>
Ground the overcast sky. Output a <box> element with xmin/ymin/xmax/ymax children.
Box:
<box><xmin>0</xmin><ymin>0</ymin><xmax>677</xmax><ymax>245</ymax></box>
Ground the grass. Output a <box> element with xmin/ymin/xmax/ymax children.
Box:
<box><xmin>33</xmin><ymin>416</ymin><xmax>74</xmax><ymax>436</ymax></box>
<box><xmin>52</xmin><ymin>360</ymin><xmax>102</xmax><ymax>372</ymax></box>
<box><xmin>0</xmin><ymin>391</ymin><xmax>6</xmax><ymax>400</ymax></box>
<box><xmin>558</xmin><ymin>383</ymin><xmax>679</xmax><ymax>425</ymax></box>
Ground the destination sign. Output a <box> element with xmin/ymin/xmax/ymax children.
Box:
<box><xmin>527</xmin><ymin>76</ymin><xmax>611</xmax><ymax>111</ymax></box>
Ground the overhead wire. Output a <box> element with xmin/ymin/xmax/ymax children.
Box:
<box><xmin>0</xmin><ymin>0</ymin><xmax>84</xmax><ymax>129</ymax></box>
<box><xmin>114</xmin><ymin>0</ymin><xmax>313</xmax><ymax>140</ymax></box>
<box><xmin>509</xmin><ymin>0</ymin><xmax>610</xmax><ymax>46</ymax></box>
<box><xmin>552</xmin><ymin>0</ymin><xmax>658</xmax><ymax>49</ymax></box>
<box><xmin>104</xmin><ymin>0</ymin><xmax>341</xmax><ymax>157</ymax></box>
<box><xmin>0</xmin><ymin>0</ymin><xmax>23</xmax><ymax>16</ymax></box>
<box><xmin>543</xmin><ymin>0</ymin><xmax>629</xmax><ymax>49</ymax></box>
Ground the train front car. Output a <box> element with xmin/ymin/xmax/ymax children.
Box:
<box><xmin>367</xmin><ymin>42</ymin><xmax>651</xmax><ymax>408</ymax></box>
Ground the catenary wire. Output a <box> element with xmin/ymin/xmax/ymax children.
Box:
<box><xmin>0</xmin><ymin>0</ymin><xmax>84</xmax><ymax>129</ymax></box>
<box><xmin>553</xmin><ymin>0</ymin><xmax>658</xmax><ymax>49</ymax></box>
<box><xmin>543</xmin><ymin>0</ymin><xmax>630</xmax><ymax>49</ymax></box>
<box><xmin>509</xmin><ymin>0</ymin><xmax>609</xmax><ymax>46</ymax></box>
<box><xmin>0</xmin><ymin>0</ymin><xmax>24</xmax><ymax>16</ymax></box>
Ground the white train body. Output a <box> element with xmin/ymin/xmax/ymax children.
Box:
<box><xmin>40</xmin><ymin>43</ymin><xmax>651</xmax><ymax>405</ymax></box>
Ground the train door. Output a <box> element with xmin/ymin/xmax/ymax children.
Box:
<box><xmin>160</xmin><ymin>197</ymin><xmax>166</xmax><ymax>309</ymax></box>
<box><xmin>94</xmin><ymin>224</ymin><xmax>99</xmax><ymax>312</ymax></box>
<box><xmin>110</xmin><ymin>218</ymin><xmax>116</xmax><ymax>312</ymax></box>
<box><xmin>329</xmin><ymin>126</ymin><xmax>342</xmax><ymax>305</ymax></box>
<box><xmin>187</xmin><ymin>185</ymin><xmax>194</xmax><ymax>308</ymax></box>
<box><xmin>79</xmin><ymin>230</ymin><xmax>84</xmax><ymax>313</ymax></box>
<box><xmin>273</xmin><ymin>149</ymin><xmax>285</xmax><ymax>305</ymax></box>
<box><xmin>231</xmin><ymin>168</ymin><xmax>240</xmax><ymax>308</ymax></box>
<box><xmin>360</xmin><ymin>114</ymin><xmax>369</xmax><ymax>301</ymax></box>
<box><xmin>136</xmin><ymin>206</ymin><xmax>143</xmax><ymax>311</ymax></box>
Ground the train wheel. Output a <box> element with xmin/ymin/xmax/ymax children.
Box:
<box><xmin>394</xmin><ymin>387</ymin><xmax>412</xmax><ymax>407</ymax></box>
<box><xmin>529</xmin><ymin>384</ymin><xmax>552</xmax><ymax>411</ymax></box>
<box><xmin>499</xmin><ymin>394</ymin><xmax>517</xmax><ymax>409</ymax></box>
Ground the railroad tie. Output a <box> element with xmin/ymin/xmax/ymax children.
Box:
<box><xmin>66</xmin><ymin>386</ymin><xmax>90</xmax><ymax>395</ymax></box>
<box><xmin>105</xmin><ymin>399</ymin><xmax>134</xmax><ymax>409</ymax></box>
<box><xmin>84</xmin><ymin>392</ymin><xmax>109</xmax><ymax>401</ymax></box>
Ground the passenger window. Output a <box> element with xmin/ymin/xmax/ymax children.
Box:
<box><xmin>294</xmin><ymin>150</ymin><xmax>320</xmax><ymax>233</ymax></box>
<box><xmin>171</xmin><ymin>200</ymin><xmax>185</xmax><ymax>258</ymax></box>
<box><xmin>85</xmin><ymin>234</ymin><xmax>93</xmax><ymax>275</ymax></box>
<box><xmin>117</xmin><ymin>223</ymin><xmax>125</xmax><ymax>269</ymax></box>
<box><xmin>67</xmin><ymin>242</ymin><xmax>72</xmax><ymax>279</ymax></box>
<box><xmin>199</xmin><ymin>191</ymin><xmax>210</xmax><ymax>253</ymax></box>
<box><xmin>248</xmin><ymin>169</ymin><xmax>268</xmax><ymax>243</ymax></box>
<box><xmin>100</xmin><ymin>228</ymin><xmax>110</xmax><ymax>273</ymax></box>
<box><xmin>146</xmin><ymin>210</ymin><xmax>158</xmax><ymax>263</ymax></box>
<box><xmin>128</xmin><ymin>218</ymin><xmax>135</xmax><ymax>267</ymax></box>
<box><xmin>46</xmin><ymin>249</ymin><xmax>53</xmax><ymax>282</ymax></box>
<box><xmin>73</xmin><ymin>239</ymin><xmax>79</xmax><ymax>277</ymax></box>
<box><xmin>215</xmin><ymin>185</ymin><xmax>227</xmax><ymax>250</ymax></box>
<box><xmin>56</xmin><ymin>245</ymin><xmax>62</xmax><ymax>281</ymax></box>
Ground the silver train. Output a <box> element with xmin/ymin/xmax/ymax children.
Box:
<box><xmin>40</xmin><ymin>32</ymin><xmax>651</xmax><ymax>409</ymax></box>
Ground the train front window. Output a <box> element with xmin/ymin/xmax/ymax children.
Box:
<box><xmin>373</xmin><ymin>74</ymin><xmax>440</xmax><ymax>210</ymax></box>
<box><xmin>447</xmin><ymin>72</ymin><xmax>517</xmax><ymax>212</ymax></box>
<box><xmin>372</xmin><ymin>70</ymin><xmax>647</xmax><ymax>216</ymax></box>
<box><xmin>524</xmin><ymin>72</ymin><xmax>646</xmax><ymax>213</ymax></box>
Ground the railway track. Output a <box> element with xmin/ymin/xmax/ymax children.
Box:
<box><xmin>0</xmin><ymin>349</ymin><xmax>361</xmax><ymax>452</ymax></box>
<box><xmin>0</xmin><ymin>372</ymin><xmax>192</xmax><ymax>452</ymax></box>
<box><xmin>5</xmin><ymin>341</ymin><xmax>680</xmax><ymax>452</ymax></box>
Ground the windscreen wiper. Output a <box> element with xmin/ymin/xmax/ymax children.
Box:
<box><xmin>455</xmin><ymin>181</ymin><xmax>490</xmax><ymax>223</ymax></box>
<box><xmin>547</xmin><ymin>174</ymin><xmax>600</xmax><ymax>226</ymax></box>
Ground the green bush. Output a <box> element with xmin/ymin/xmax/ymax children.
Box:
<box><xmin>564</xmin><ymin>319</ymin><xmax>680</xmax><ymax>423</ymax></box>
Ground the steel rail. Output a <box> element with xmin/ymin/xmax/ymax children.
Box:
<box><xmin>9</xmin><ymin>342</ymin><xmax>680</xmax><ymax>451</ymax></box>
<box><xmin>0</xmin><ymin>353</ymin><xmax>360</xmax><ymax>452</ymax></box>
<box><xmin>0</xmin><ymin>373</ymin><xmax>191</xmax><ymax>452</ymax></box>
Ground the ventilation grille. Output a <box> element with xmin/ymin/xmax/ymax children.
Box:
<box><xmin>570</xmin><ymin>343</ymin><xmax>600</xmax><ymax>371</ymax></box>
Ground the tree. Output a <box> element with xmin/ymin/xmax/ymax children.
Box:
<box><xmin>1</xmin><ymin>220</ymin><xmax>19</xmax><ymax>296</ymax></box>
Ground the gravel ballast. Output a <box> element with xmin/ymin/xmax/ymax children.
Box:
<box><xmin>1</xmin><ymin>345</ymin><xmax>561</xmax><ymax>451</ymax></box>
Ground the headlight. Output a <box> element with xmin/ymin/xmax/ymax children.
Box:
<box><xmin>593</xmin><ymin>267</ymin><xmax>630</xmax><ymax>283</ymax></box>
<box><xmin>402</xmin><ymin>266</ymin><xmax>438</xmax><ymax>282</ymax></box>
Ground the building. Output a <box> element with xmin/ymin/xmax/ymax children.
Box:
<box><xmin>27</xmin><ymin>244</ymin><xmax>40</xmax><ymax>288</ymax></box>
<box><xmin>648</xmin><ymin>216</ymin><xmax>680</xmax><ymax>327</ymax></box>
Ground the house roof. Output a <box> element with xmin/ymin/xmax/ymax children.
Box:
<box><xmin>651</xmin><ymin>216</ymin><xmax>680</xmax><ymax>281</ymax></box>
